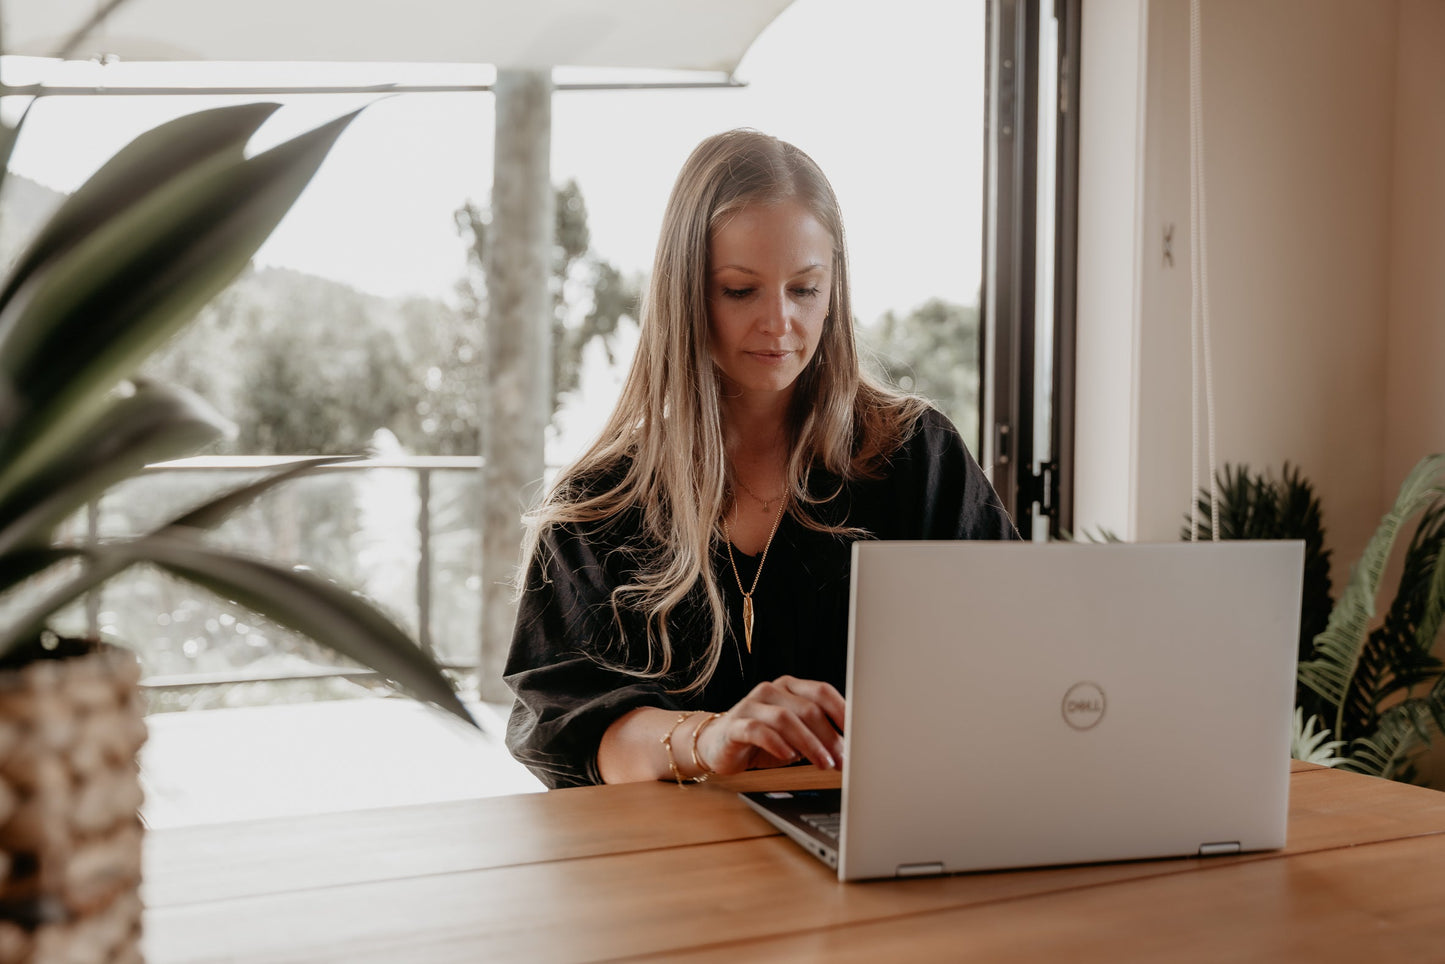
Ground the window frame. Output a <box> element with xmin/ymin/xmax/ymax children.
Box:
<box><xmin>981</xmin><ymin>0</ymin><xmax>1080</xmax><ymax>539</ymax></box>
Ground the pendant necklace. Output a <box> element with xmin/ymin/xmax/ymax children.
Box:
<box><xmin>722</xmin><ymin>494</ymin><xmax>788</xmax><ymax>654</ymax></box>
<box><xmin>734</xmin><ymin>476</ymin><xmax>785</xmax><ymax>513</ymax></box>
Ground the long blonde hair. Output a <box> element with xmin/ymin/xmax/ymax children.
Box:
<box><xmin>522</xmin><ymin>130</ymin><xmax>927</xmax><ymax>692</ymax></box>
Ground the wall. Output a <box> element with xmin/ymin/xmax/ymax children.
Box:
<box><xmin>1077</xmin><ymin>0</ymin><xmax>1401</xmax><ymax>576</ymax></box>
<box><xmin>1074</xmin><ymin>0</ymin><xmax>1148</xmax><ymax>540</ymax></box>
<box><xmin>1385</xmin><ymin>0</ymin><xmax>1445</xmax><ymax>494</ymax></box>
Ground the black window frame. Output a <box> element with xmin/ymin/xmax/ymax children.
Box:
<box><xmin>981</xmin><ymin>0</ymin><xmax>1080</xmax><ymax>539</ymax></box>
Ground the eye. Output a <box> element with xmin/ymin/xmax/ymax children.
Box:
<box><xmin>791</xmin><ymin>285</ymin><xmax>822</xmax><ymax>299</ymax></box>
<box><xmin>721</xmin><ymin>287</ymin><xmax>754</xmax><ymax>300</ymax></box>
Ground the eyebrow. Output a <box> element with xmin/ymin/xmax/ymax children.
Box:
<box><xmin>710</xmin><ymin>262</ymin><xmax>828</xmax><ymax>276</ymax></box>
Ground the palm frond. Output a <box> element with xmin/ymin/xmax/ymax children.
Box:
<box><xmin>1298</xmin><ymin>454</ymin><xmax>1445</xmax><ymax>735</ymax></box>
<box><xmin>1410</xmin><ymin>502</ymin><xmax>1445</xmax><ymax>663</ymax></box>
<box><xmin>1290</xmin><ymin>708</ymin><xmax>1347</xmax><ymax>767</ymax></box>
<box><xmin>0</xmin><ymin>99</ymin><xmax>37</xmax><ymax>202</ymax></box>
<box><xmin>100</xmin><ymin>533</ymin><xmax>474</xmax><ymax>726</ymax></box>
<box><xmin>0</xmin><ymin>107</ymin><xmax>359</xmax><ymax>515</ymax></box>
<box><xmin>0</xmin><ymin>380</ymin><xmax>232</xmax><ymax>553</ymax></box>
<box><xmin>1428</xmin><ymin>673</ymin><xmax>1445</xmax><ymax>738</ymax></box>
<box><xmin>1180</xmin><ymin>462</ymin><xmax>1334</xmax><ymax>720</ymax></box>
<box><xmin>0</xmin><ymin>457</ymin><xmax>360</xmax><ymax>654</ymax></box>
<box><xmin>1340</xmin><ymin>507</ymin><xmax>1445</xmax><ymax>743</ymax></box>
<box><xmin>0</xmin><ymin>103</ymin><xmax>280</xmax><ymax>323</ymax></box>
<box><xmin>1339</xmin><ymin>698</ymin><xmax>1436</xmax><ymax>780</ymax></box>
<box><xmin>161</xmin><ymin>455</ymin><xmax>362</xmax><ymax>532</ymax></box>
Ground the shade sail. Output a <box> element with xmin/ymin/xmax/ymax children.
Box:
<box><xmin>2</xmin><ymin>0</ymin><xmax>794</xmax><ymax>73</ymax></box>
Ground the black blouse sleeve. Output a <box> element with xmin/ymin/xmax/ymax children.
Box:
<box><xmin>503</xmin><ymin>521</ymin><xmax>681</xmax><ymax>789</ymax></box>
<box><xmin>883</xmin><ymin>408</ymin><xmax>1020</xmax><ymax>541</ymax></box>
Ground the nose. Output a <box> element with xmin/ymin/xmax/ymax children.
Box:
<box><xmin>756</xmin><ymin>288</ymin><xmax>792</xmax><ymax>336</ymax></box>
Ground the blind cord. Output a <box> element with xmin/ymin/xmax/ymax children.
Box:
<box><xmin>1189</xmin><ymin>0</ymin><xmax>1220</xmax><ymax>542</ymax></box>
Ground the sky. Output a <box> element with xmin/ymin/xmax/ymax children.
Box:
<box><xmin>3</xmin><ymin>0</ymin><xmax>986</xmax><ymax>327</ymax></box>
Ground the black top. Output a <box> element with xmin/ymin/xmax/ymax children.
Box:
<box><xmin>503</xmin><ymin>408</ymin><xmax>1018</xmax><ymax>788</ymax></box>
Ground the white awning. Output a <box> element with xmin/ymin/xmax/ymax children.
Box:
<box><xmin>2</xmin><ymin>0</ymin><xmax>795</xmax><ymax>73</ymax></box>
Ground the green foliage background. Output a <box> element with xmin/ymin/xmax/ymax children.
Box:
<box><xmin>139</xmin><ymin>183</ymin><xmax>981</xmax><ymax>458</ymax></box>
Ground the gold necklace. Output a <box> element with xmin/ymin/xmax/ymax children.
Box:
<box><xmin>734</xmin><ymin>476</ymin><xmax>786</xmax><ymax>513</ymax></box>
<box><xmin>722</xmin><ymin>496</ymin><xmax>788</xmax><ymax>654</ymax></box>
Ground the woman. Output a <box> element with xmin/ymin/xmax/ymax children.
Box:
<box><xmin>505</xmin><ymin>130</ymin><xmax>1016</xmax><ymax>789</ymax></box>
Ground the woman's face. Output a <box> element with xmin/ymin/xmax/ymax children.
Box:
<box><xmin>706</xmin><ymin>198</ymin><xmax>834</xmax><ymax>404</ymax></box>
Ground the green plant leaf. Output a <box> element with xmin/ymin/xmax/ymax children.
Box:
<box><xmin>1339</xmin><ymin>698</ymin><xmax>1435</xmax><ymax>779</ymax></box>
<box><xmin>0</xmin><ymin>545</ymin><xmax>97</xmax><ymax>651</ymax></box>
<box><xmin>0</xmin><ymin>533</ymin><xmax>474</xmax><ymax>729</ymax></box>
<box><xmin>0</xmin><ymin>99</ymin><xmax>38</xmax><ymax>202</ymax></box>
<box><xmin>0</xmin><ymin>379</ymin><xmax>232</xmax><ymax>555</ymax></box>
<box><xmin>48</xmin><ymin>0</ymin><xmax>134</xmax><ymax>61</ymax></box>
<box><xmin>161</xmin><ymin>455</ymin><xmax>362</xmax><ymax>533</ymax></box>
<box><xmin>0</xmin><ymin>102</ymin><xmax>281</xmax><ymax>322</ymax></box>
<box><xmin>1413</xmin><ymin>502</ymin><xmax>1445</xmax><ymax>663</ymax></box>
<box><xmin>0</xmin><ymin>546</ymin><xmax>81</xmax><ymax>601</ymax></box>
<box><xmin>1289</xmin><ymin>708</ymin><xmax>1347</xmax><ymax>767</ymax></box>
<box><xmin>113</xmin><ymin>534</ymin><xmax>474</xmax><ymax>727</ymax></box>
<box><xmin>0</xmin><ymin>454</ymin><xmax>351</xmax><ymax>659</ymax></box>
<box><xmin>0</xmin><ymin>108</ymin><xmax>361</xmax><ymax>512</ymax></box>
<box><xmin>1298</xmin><ymin>454</ymin><xmax>1445</xmax><ymax>735</ymax></box>
<box><xmin>0</xmin><ymin>457</ymin><xmax>361</xmax><ymax>665</ymax></box>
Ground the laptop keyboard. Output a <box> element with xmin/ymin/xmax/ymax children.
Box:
<box><xmin>801</xmin><ymin>811</ymin><xmax>842</xmax><ymax>842</ymax></box>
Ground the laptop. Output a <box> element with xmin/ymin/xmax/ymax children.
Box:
<box><xmin>742</xmin><ymin>540</ymin><xmax>1303</xmax><ymax>881</ymax></box>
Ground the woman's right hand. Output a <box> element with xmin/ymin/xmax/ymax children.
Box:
<box><xmin>696</xmin><ymin>675</ymin><xmax>846</xmax><ymax>775</ymax></box>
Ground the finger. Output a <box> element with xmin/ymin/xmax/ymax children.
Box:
<box><xmin>723</xmin><ymin>715</ymin><xmax>800</xmax><ymax>767</ymax></box>
<box><xmin>774</xmin><ymin>676</ymin><xmax>847</xmax><ymax>732</ymax></box>
<box><xmin>752</xmin><ymin>703</ymin><xmax>839</xmax><ymax>770</ymax></box>
<box><xmin>757</xmin><ymin>684</ymin><xmax>845</xmax><ymax>764</ymax></box>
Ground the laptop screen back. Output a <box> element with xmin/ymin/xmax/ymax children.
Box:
<box><xmin>837</xmin><ymin>541</ymin><xmax>1302</xmax><ymax>881</ymax></box>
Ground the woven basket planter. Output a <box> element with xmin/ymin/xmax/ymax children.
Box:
<box><xmin>0</xmin><ymin>638</ymin><xmax>147</xmax><ymax>964</ymax></box>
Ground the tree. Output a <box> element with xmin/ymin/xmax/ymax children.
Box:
<box><xmin>455</xmin><ymin>179</ymin><xmax>641</xmax><ymax>423</ymax></box>
<box><xmin>864</xmin><ymin>298</ymin><xmax>981</xmax><ymax>450</ymax></box>
<box><xmin>145</xmin><ymin>180</ymin><xmax>637</xmax><ymax>457</ymax></box>
<box><xmin>146</xmin><ymin>267</ymin><xmax>424</xmax><ymax>455</ymax></box>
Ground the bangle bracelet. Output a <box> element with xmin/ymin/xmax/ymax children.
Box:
<box><xmin>690</xmin><ymin>712</ymin><xmax>723</xmax><ymax>781</ymax></box>
<box><xmin>661</xmin><ymin>712</ymin><xmax>705</xmax><ymax>786</ymax></box>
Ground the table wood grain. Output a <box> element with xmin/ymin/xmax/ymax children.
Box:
<box><xmin>142</xmin><ymin>762</ymin><xmax>1445</xmax><ymax>963</ymax></box>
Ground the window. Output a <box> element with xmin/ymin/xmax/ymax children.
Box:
<box><xmin>982</xmin><ymin>0</ymin><xmax>1079</xmax><ymax>539</ymax></box>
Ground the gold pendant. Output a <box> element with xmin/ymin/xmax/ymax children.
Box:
<box><xmin>743</xmin><ymin>594</ymin><xmax>754</xmax><ymax>653</ymax></box>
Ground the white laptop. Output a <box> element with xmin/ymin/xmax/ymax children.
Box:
<box><xmin>742</xmin><ymin>540</ymin><xmax>1303</xmax><ymax>881</ymax></box>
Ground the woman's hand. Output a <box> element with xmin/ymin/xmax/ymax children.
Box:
<box><xmin>695</xmin><ymin>675</ymin><xmax>846</xmax><ymax>775</ymax></box>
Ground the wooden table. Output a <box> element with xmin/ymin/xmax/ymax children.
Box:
<box><xmin>142</xmin><ymin>761</ymin><xmax>1445</xmax><ymax>962</ymax></box>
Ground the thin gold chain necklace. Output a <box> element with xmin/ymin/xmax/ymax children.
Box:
<box><xmin>734</xmin><ymin>476</ymin><xmax>785</xmax><ymax>513</ymax></box>
<box><xmin>722</xmin><ymin>496</ymin><xmax>788</xmax><ymax>654</ymax></box>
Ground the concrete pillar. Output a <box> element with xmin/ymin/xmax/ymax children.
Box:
<box><xmin>479</xmin><ymin>69</ymin><xmax>552</xmax><ymax>702</ymax></box>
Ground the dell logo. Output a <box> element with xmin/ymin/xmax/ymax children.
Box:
<box><xmin>1062</xmin><ymin>682</ymin><xmax>1106</xmax><ymax>730</ymax></box>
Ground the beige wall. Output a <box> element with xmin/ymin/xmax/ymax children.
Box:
<box><xmin>1386</xmin><ymin>0</ymin><xmax>1445</xmax><ymax>496</ymax></box>
<box><xmin>1077</xmin><ymin>0</ymin><xmax>1407</xmax><ymax>576</ymax></box>
<box><xmin>1075</xmin><ymin>0</ymin><xmax>1149</xmax><ymax>540</ymax></box>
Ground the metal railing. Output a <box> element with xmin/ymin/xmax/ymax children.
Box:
<box><xmin>76</xmin><ymin>455</ymin><xmax>486</xmax><ymax>697</ymax></box>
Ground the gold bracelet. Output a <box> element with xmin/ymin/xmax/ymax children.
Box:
<box><xmin>690</xmin><ymin>712</ymin><xmax>723</xmax><ymax>782</ymax></box>
<box><xmin>661</xmin><ymin>712</ymin><xmax>704</xmax><ymax>786</ymax></box>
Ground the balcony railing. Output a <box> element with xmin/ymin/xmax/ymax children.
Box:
<box><xmin>60</xmin><ymin>456</ymin><xmax>487</xmax><ymax>711</ymax></box>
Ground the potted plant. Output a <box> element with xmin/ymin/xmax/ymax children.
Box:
<box><xmin>0</xmin><ymin>97</ymin><xmax>475</xmax><ymax>960</ymax></box>
<box><xmin>1184</xmin><ymin>456</ymin><xmax>1445</xmax><ymax>781</ymax></box>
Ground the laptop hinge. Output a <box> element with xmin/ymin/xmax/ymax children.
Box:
<box><xmin>1197</xmin><ymin>841</ymin><xmax>1241</xmax><ymax>857</ymax></box>
<box><xmin>895</xmin><ymin>861</ymin><xmax>945</xmax><ymax>878</ymax></box>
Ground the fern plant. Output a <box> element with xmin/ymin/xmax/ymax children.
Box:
<box><xmin>1189</xmin><ymin>457</ymin><xmax>1445</xmax><ymax>781</ymax></box>
<box><xmin>1296</xmin><ymin>456</ymin><xmax>1445</xmax><ymax>780</ymax></box>
<box><xmin>1184</xmin><ymin>463</ymin><xmax>1334</xmax><ymax>723</ymax></box>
